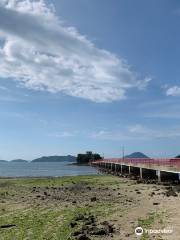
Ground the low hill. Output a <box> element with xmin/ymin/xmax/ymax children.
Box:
<box><xmin>0</xmin><ymin>160</ymin><xmax>8</xmax><ymax>163</ymax></box>
<box><xmin>125</xmin><ymin>152</ymin><xmax>149</xmax><ymax>158</ymax></box>
<box><xmin>11</xmin><ymin>159</ymin><xmax>28</xmax><ymax>163</ymax></box>
<box><xmin>31</xmin><ymin>155</ymin><xmax>76</xmax><ymax>163</ymax></box>
<box><xmin>175</xmin><ymin>155</ymin><xmax>180</xmax><ymax>158</ymax></box>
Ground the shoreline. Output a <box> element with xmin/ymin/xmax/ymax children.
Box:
<box><xmin>0</xmin><ymin>173</ymin><xmax>100</xmax><ymax>179</ymax></box>
<box><xmin>67</xmin><ymin>162</ymin><xmax>90</xmax><ymax>166</ymax></box>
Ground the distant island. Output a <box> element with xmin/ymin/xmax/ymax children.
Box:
<box><xmin>31</xmin><ymin>155</ymin><xmax>76</xmax><ymax>163</ymax></box>
<box><xmin>0</xmin><ymin>152</ymin><xmax>158</xmax><ymax>164</ymax></box>
<box><xmin>0</xmin><ymin>160</ymin><xmax>8</xmax><ymax>163</ymax></box>
<box><xmin>1</xmin><ymin>152</ymin><xmax>180</xmax><ymax>164</ymax></box>
<box><xmin>125</xmin><ymin>152</ymin><xmax>149</xmax><ymax>158</ymax></box>
<box><xmin>0</xmin><ymin>155</ymin><xmax>76</xmax><ymax>163</ymax></box>
<box><xmin>11</xmin><ymin>159</ymin><xmax>28</xmax><ymax>163</ymax></box>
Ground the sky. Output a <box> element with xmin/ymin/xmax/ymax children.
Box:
<box><xmin>0</xmin><ymin>0</ymin><xmax>180</xmax><ymax>159</ymax></box>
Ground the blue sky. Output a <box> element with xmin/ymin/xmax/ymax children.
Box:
<box><xmin>0</xmin><ymin>0</ymin><xmax>180</xmax><ymax>159</ymax></box>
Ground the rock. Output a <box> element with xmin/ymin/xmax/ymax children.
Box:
<box><xmin>101</xmin><ymin>221</ymin><xmax>114</xmax><ymax>233</ymax></box>
<box><xmin>82</xmin><ymin>225</ymin><xmax>89</xmax><ymax>231</ymax></box>
<box><xmin>76</xmin><ymin>234</ymin><xmax>90</xmax><ymax>240</ymax></box>
<box><xmin>88</xmin><ymin>215</ymin><xmax>95</xmax><ymax>223</ymax></box>
<box><xmin>73</xmin><ymin>230</ymin><xmax>82</xmax><ymax>236</ymax></box>
<box><xmin>153</xmin><ymin>202</ymin><xmax>160</xmax><ymax>205</ymax></box>
<box><xmin>83</xmin><ymin>215</ymin><xmax>95</xmax><ymax>225</ymax></box>
<box><xmin>137</xmin><ymin>180</ymin><xmax>143</xmax><ymax>184</ymax></box>
<box><xmin>0</xmin><ymin>224</ymin><xmax>16</xmax><ymax>229</ymax></box>
<box><xmin>151</xmin><ymin>180</ymin><xmax>157</xmax><ymax>184</ymax></box>
<box><xmin>84</xmin><ymin>220</ymin><xmax>92</xmax><ymax>225</ymax></box>
<box><xmin>106</xmin><ymin>224</ymin><xmax>114</xmax><ymax>233</ymax></box>
<box><xmin>136</xmin><ymin>191</ymin><xmax>141</xmax><ymax>194</ymax></box>
<box><xmin>125</xmin><ymin>233</ymin><xmax>131</xmax><ymax>237</ymax></box>
<box><xmin>90</xmin><ymin>227</ymin><xmax>107</xmax><ymax>235</ymax></box>
<box><xmin>74</xmin><ymin>214</ymin><xmax>85</xmax><ymax>221</ymax></box>
<box><xmin>70</xmin><ymin>221</ymin><xmax>77</xmax><ymax>228</ymax></box>
<box><xmin>90</xmin><ymin>197</ymin><xmax>97</xmax><ymax>202</ymax></box>
<box><xmin>165</xmin><ymin>188</ymin><xmax>178</xmax><ymax>197</ymax></box>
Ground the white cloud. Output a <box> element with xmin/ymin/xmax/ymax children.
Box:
<box><xmin>0</xmin><ymin>85</ymin><xmax>8</xmax><ymax>91</ymax></box>
<box><xmin>166</xmin><ymin>86</ymin><xmax>180</xmax><ymax>97</ymax></box>
<box><xmin>49</xmin><ymin>131</ymin><xmax>77</xmax><ymax>138</ymax></box>
<box><xmin>0</xmin><ymin>0</ymin><xmax>150</xmax><ymax>102</ymax></box>
<box><xmin>91</xmin><ymin>124</ymin><xmax>180</xmax><ymax>140</ymax></box>
<box><xmin>91</xmin><ymin>129</ymin><xmax>133</xmax><ymax>141</ymax></box>
<box><xmin>138</xmin><ymin>99</ymin><xmax>180</xmax><ymax>119</ymax></box>
<box><xmin>129</xmin><ymin>124</ymin><xmax>180</xmax><ymax>139</ymax></box>
<box><xmin>128</xmin><ymin>124</ymin><xmax>147</xmax><ymax>134</ymax></box>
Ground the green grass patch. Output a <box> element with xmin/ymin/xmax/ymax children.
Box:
<box><xmin>0</xmin><ymin>175</ymin><xmax>126</xmax><ymax>239</ymax></box>
<box><xmin>138</xmin><ymin>213</ymin><xmax>163</xmax><ymax>240</ymax></box>
<box><xmin>0</xmin><ymin>175</ymin><xmax>126</xmax><ymax>191</ymax></box>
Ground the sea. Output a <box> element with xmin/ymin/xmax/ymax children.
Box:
<box><xmin>0</xmin><ymin>162</ymin><xmax>98</xmax><ymax>177</ymax></box>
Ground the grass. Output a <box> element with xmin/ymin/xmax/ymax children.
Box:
<box><xmin>138</xmin><ymin>213</ymin><xmax>164</xmax><ymax>240</ymax></box>
<box><xmin>6</xmin><ymin>175</ymin><xmax>125</xmax><ymax>188</ymax></box>
<box><xmin>0</xmin><ymin>201</ymin><xmax>118</xmax><ymax>239</ymax></box>
<box><xmin>0</xmin><ymin>175</ymin><xmax>167</xmax><ymax>240</ymax></box>
<box><xmin>0</xmin><ymin>175</ymin><xmax>126</xmax><ymax>240</ymax></box>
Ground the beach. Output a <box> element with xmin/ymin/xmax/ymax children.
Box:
<box><xmin>0</xmin><ymin>175</ymin><xmax>179</xmax><ymax>239</ymax></box>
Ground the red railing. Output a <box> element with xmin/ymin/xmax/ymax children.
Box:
<box><xmin>92</xmin><ymin>158</ymin><xmax>180</xmax><ymax>167</ymax></box>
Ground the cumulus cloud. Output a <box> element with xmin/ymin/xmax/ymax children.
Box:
<box><xmin>0</xmin><ymin>0</ymin><xmax>150</xmax><ymax>102</ymax></box>
<box><xmin>166</xmin><ymin>86</ymin><xmax>180</xmax><ymax>97</ymax></box>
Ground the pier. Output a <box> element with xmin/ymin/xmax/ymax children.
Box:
<box><xmin>92</xmin><ymin>158</ymin><xmax>180</xmax><ymax>182</ymax></box>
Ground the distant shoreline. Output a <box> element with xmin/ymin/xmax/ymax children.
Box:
<box><xmin>67</xmin><ymin>162</ymin><xmax>89</xmax><ymax>166</ymax></box>
<box><xmin>0</xmin><ymin>161</ymin><xmax>77</xmax><ymax>164</ymax></box>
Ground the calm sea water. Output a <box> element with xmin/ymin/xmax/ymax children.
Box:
<box><xmin>0</xmin><ymin>162</ymin><xmax>98</xmax><ymax>177</ymax></box>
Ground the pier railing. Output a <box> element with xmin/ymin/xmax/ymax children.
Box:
<box><xmin>92</xmin><ymin>158</ymin><xmax>180</xmax><ymax>170</ymax></box>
